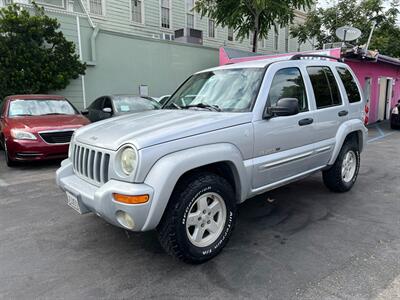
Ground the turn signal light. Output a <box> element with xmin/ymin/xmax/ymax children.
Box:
<box><xmin>113</xmin><ymin>193</ymin><xmax>149</xmax><ymax>204</ymax></box>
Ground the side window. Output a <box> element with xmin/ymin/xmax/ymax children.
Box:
<box><xmin>336</xmin><ymin>67</ymin><xmax>362</xmax><ymax>103</ymax></box>
<box><xmin>307</xmin><ymin>66</ymin><xmax>342</xmax><ymax>109</ymax></box>
<box><xmin>90</xmin><ymin>97</ymin><xmax>104</xmax><ymax>110</ymax></box>
<box><xmin>267</xmin><ymin>67</ymin><xmax>308</xmax><ymax>112</ymax></box>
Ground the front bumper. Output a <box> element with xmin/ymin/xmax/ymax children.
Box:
<box><xmin>391</xmin><ymin>114</ymin><xmax>400</xmax><ymax>126</ymax></box>
<box><xmin>56</xmin><ymin>159</ymin><xmax>154</xmax><ymax>231</ymax></box>
<box><xmin>7</xmin><ymin>138</ymin><xmax>69</xmax><ymax>161</ymax></box>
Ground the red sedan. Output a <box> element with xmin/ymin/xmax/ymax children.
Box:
<box><xmin>0</xmin><ymin>95</ymin><xmax>90</xmax><ymax>166</ymax></box>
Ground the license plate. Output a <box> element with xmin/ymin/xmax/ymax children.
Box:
<box><xmin>65</xmin><ymin>192</ymin><xmax>82</xmax><ymax>214</ymax></box>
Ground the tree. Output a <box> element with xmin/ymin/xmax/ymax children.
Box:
<box><xmin>290</xmin><ymin>0</ymin><xmax>400</xmax><ymax>57</ymax></box>
<box><xmin>0</xmin><ymin>3</ymin><xmax>86</xmax><ymax>99</ymax></box>
<box><xmin>194</xmin><ymin>0</ymin><xmax>314</xmax><ymax>53</ymax></box>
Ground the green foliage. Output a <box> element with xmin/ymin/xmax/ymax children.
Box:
<box><xmin>194</xmin><ymin>0</ymin><xmax>314</xmax><ymax>52</ymax></box>
<box><xmin>0</xmin><ymin>3</ymin><xmax>86</xmax><ymax>99</ymax></box>
<box><xmin>291</xmin><ymin>0</ymin><xmax>400</xmax><ymax>57</ymax></box>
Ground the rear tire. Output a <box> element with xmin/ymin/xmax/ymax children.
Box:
<box><xmin>322</xmin><ymin>140</ymin><xmax>360</xmax><ymax>193</ymax></box>
<box><xmin>157</xmin><ymin>172</ymin><xmax>237</xmax><ymax>264</ymax></box>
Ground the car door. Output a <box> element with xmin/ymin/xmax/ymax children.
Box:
<box><xmin>305</xmin><ymin>65</ymin><xmax>348</xmax><ymax>168</ymax></box>
<box><xmin>88</xmin><ymin>97</ymin><xmax>105</xmax><ymax>122</ymax></box>
<box><xmin>252</xmin><ymin>63</ymin><xmax>319</xmax><ymax>190</ymax></box>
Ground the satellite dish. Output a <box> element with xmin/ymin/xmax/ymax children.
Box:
<box><xmin>336</xmin><ymin>26</ymin><xmax>362</xmax><ymax>42</ymax></box>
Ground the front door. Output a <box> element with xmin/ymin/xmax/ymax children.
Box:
<box><xmin>252</xmin><ymin>64</ymin><xmax>318</xmax><ymax>190</ymax></box>
<box><xmin>378</xmin><ymin>77</ymin><xmax>393</xmax><ymax>121</ymax></box>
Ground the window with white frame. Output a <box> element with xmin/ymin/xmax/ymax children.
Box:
<box><xmin>161</xmin><ymin>0</ymin><xmax>170</xmax><ymax>28</ymax></box>
<box><xmin>36</xmin><ymin>0</ymin><xmax>65</xmax><ymax>7</ymax></box>
<box><xmin>131</xmin><ymin>0</ymin><xmax>143</xmax><ymax>23</ymax></box>
<box><xmin>186</xmin><ymin>0</ymin><xmax>194</xmax><ymax>28</ymax></box>
<box><xmin>89</xmin><ymin>0</ymin><xmax>104</xmax><ymax>15</ymax></box>
<box><xmin>227</xmin><ymin>27</ymin><xmax>233</xmax><ymax>41</ymax></box>
<box><xmin>208</xmin><ymin>19</ymin><xmax>215</xmax><ymax>38</ymax></box>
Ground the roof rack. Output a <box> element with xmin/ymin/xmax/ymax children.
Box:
<box><xmin>290</xmin><ymin>54</ymin><xmax>344</xmax><ymax>62</ymax></box>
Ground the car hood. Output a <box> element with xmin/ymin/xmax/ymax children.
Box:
<box><xmin>7</xmin><ymin>115</ymin><xmax>90</xmax><ymax>132</ymax></box>
<box><xmin>75</xmin><ymin>109</ymin><xmax>252</xmax><ymax>150</ymax></box>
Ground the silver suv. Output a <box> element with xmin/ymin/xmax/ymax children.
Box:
<box><xmin>56</xmin><ymin>55</ymin><xmax>368</xmax><ymax>263</ymax></box>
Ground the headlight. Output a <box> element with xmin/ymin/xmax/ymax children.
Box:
<box><xmin>10</xmin><ymin>129</ymin><xmax>37</xmax><ymax>140</ymax></box>
<box><xmin>393</xmin><ymin>107</ymin><xmax>399</xmax><ymax>115</ymax></box>
<box><xmin>120</xmin><ymin>146</ymin><xmax>137</xmax><ymax>176</ymax></box>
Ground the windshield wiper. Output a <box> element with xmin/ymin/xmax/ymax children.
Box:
<box><xmin>12</xmin><ymin>114</ymin><xmax>33</xmax><ymax>117</ymax></box>
<box><xmin>43</xmin><ymin>113</ymin><xmax>68</xmax><ymax>115</ymax></box>
<box><xmin>181</xmin><ymin>103</ymin><xmax>221</xmax><ymax>112</ymax></box>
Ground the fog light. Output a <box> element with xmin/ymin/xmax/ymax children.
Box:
<box><xmin>116</xmin><ymin>211</ymin><xmax>135</xmax><ymax>229</ymax></box>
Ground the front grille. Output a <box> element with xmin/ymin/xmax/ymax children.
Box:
<box><xmin>40</xmin><ymin>130</ymin><xmax>74</xmax><ymax>144</ymax></box>
<box><xmin>71</xmin><ymin>143</ymin><xmax>110</xmax><ymax>185</ymax></box>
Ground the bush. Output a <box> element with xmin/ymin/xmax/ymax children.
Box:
<box><xmin>0</xmin><ymin>3</ymin><xmax>86</xmax><ymax>99</ymax></box>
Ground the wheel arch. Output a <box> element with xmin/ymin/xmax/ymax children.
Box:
<box><xmin>328</xmin><ymin>119</ymin><xmax>367</xmax><ymax>165</ymax></box>
<box><xmin>141</xmin><ymin>143</ymin><xmax>249</xmax><ymax>231</ymax></box>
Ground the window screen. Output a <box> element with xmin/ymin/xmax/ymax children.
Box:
<box><xmin>336</xmin><ymin>67</ymin><xmax>361</xmax><ymax>103</ymax></box>
<box><xmin>267</xmin><ymin>68</ymin><xmax>308</xmax><ymax>112</ymax></box>
<box><xmin>307</xmin><ymin>66</ymin><xmax>342</xmax><ymax>109</ymax></box>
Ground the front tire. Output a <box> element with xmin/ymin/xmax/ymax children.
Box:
<box><xmin>157</xmin><ymin>172</ymin><xmax>237</xmax><ymax>264</ymax></box>
<box><xmin>322</xmin><ymin>140</ymin><xmax>360</xmax><ymax>193</ymax></box>
<box><xmin>4</xmin><ymin>141</ymin><xmax>17</xmax><ymax>167</ymax></box>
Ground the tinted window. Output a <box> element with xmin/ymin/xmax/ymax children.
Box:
<box><xmin>267</xmin><ymin>67</ymin><xmax>308</xmax><ymax>112</ymax></box>
<box><xmin>307</xmin><ymin>66</ymin><xmax>342</xmax><ymax>109</ymax></box>
<box><xmin>336</xmin><ymin>67</ymin><xmax>361</xmax><ymax>103</ymax></box>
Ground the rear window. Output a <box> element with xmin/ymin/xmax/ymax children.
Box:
<box><xmin>307</xmin><ymin>66</ymin><xmax>342</xmax><ymax>109</ymax></box>
<box><xmin>336</xmin><ymin>67</ymin><xmax>362</xmax><ymax>103</ymax></box>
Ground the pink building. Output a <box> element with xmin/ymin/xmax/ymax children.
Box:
<box><xmin>219</xmin><ymin>47</ymin><xmax>400</xmax><ymax>124</ymax></box>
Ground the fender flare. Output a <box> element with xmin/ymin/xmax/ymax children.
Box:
<box><xmin>141</xmin><ymin>143</ymin><xmax>249</xmax><ymax>231</ymax></box>
<box><xmin>328</xmin><ymin>119</ymin><xmax>367</xmax><ymax>165</ymax></box>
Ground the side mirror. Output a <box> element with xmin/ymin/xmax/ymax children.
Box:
<box><xmin>264</xmin><ymin>98</ymin><xmax>299</xmax><ymax>118</ymax></box>
<box><xmin>102</xmin><ymin>107</ymin><xmax>112</xmax><ymax>114</ymax></box>
<box><xmin>81</xmin><ymin>109</ymin><xmax>89</xmax><ymax>115</ymax></box>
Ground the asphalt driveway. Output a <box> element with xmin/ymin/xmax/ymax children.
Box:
<box><xmin>0</xmin><ymin>124</ymin><xmax>399</xmax><ymax>299</ymax></box>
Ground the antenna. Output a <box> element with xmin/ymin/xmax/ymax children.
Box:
<box><xmin>335</xmin><ymin>26</ymin><xmax>362</xmax><ymax>47</ymax></box>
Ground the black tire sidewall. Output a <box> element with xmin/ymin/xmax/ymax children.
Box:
<box><xmin>339</xmin><ymin>143</ymin><xmax>360</xmax><ymax>189</ymax></box>
<box><xmin>174</xmin><ymin>177</ymin><xmax>236</xmax><ymax>262</ymax></box>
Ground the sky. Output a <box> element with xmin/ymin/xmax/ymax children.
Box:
<box><xmin>317</xmin><ymin>0</ymin><xmax>391</xmax><ymax>8</ymax></box>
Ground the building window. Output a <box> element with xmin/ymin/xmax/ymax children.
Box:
<box><xmin>227</xmin><ymin>27</ymin><xmax>233</xmax><ymax>41</ymax></box>
<box><xmin>161</xmin><ymin>0</ymin><xmax>170</xmax><ymax>28</ymax></box>
<box><xmin>89</xmin><ymin>0</ymin><xmax>104</xmax><ymax>15</ymax></box>
<box><xmin>208</xmin><ymin>19</ymin><xmax>215</xmax><ymax>38</ymax></box>
<box><xmin>36</xmin><ymin>0</ymin><xmax>65</xmax><ymax>8</ymax></box>
<box><xmin>186</xmin><ymin>0</ymin><xmax>194</xmax><ymax>28</ymax></box>
<box><xmin>274</xmin><ymin>26</ymin><xmax>279</xmax><ymax>50</ymax></box>
<box><xmin>131</xmin><ymin>0</ymin><xmax>143</xmax><ymax>23</ymax></box>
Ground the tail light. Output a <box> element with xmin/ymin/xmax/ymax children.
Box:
<box><xmin>363</xmin><ymin>105</ymin><xmax>369</xmax><ymax>125</ymax></box>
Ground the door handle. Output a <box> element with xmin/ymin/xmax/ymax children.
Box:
<box><xmin>298</xmin><ymin>118</ymin><xmax>314</xmax><ymax>126</ymax></box>
<box><xmin>338</xmin><ymin>110</ymin><xmax>349</xmax><ymax>117</ymax></box>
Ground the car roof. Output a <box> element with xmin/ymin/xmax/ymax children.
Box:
<box><xmin>198</xmin><ymin>56</ymin><xmax>348</xmax><ymax>73</ymax></box>
<box><xmin>7</xmin><ymin>94</ymin><xmax>66</xmax><ymax>100</ymax></box>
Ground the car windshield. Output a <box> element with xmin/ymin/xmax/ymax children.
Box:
<box><xmin>164</xmin><ymin>68</ymin><xmax>265</xmax><ymax>112</ymax></box>
<box><xmin>113</xmin><ymin>96</ymin><xmax>161</xmax><ymax>113</ymax></box>
<box><xmin>8</xmin><ymin>99</ymin><xmax>77</xmax><ymax>117</ymax></box>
